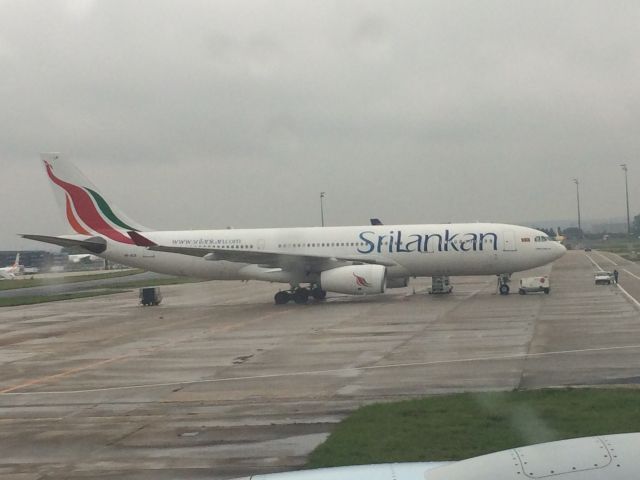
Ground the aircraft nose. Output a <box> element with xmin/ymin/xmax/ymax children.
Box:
<box><xmin>554</xmin><ymin>242</ymin><xmax>567</xmax><ymax>259</ymax></box>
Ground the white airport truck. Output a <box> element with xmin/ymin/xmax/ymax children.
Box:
<box><xmin>518</xmin><ymin>276</ymin><xmax>550</xmax><ymax>295</ymax></box>
<box><xmin>594</xmin><ymin>271</ymin><xmax>614</xmax><ymax>285</ymax></box>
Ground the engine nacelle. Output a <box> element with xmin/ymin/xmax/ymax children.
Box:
<box><xmin>320</xmin><ymin>264</ymin><xmax>386</xmax><ymax>295</ymax></box>
<box><xmin>386</xmin><ymin>277</ymin><xmax>409</xmax><ymax>289</ymax></box>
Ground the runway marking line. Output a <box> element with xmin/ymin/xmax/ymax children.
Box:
<box><xmin>0</xmin><ymin>354</ymin><xmax>133</xmax><ymax>394</ymax></box>
<box><xmin>592</xmin><ymin>250</ymin><xmax>618</xmax><ymax>266</ymax></box>
<box><xmin>0</xmin><ymin>309</ymin><xmax>286</xmax><ymax>395</ymax></box>
<box><xmin>624</xmin><ymin>269</ymin><xmax>640</xmax><ymax>281</ymax></box>
<box><xmin>4</xmin><ymin>343</ymin><xmax>640</xmax><ymax>396</ymax></box>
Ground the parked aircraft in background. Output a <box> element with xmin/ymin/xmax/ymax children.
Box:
<box><xmin>23</xmin><ymin>154</ymin><xmax>565</xmax><ymax>304</ymax></box>
<box><xmin>67</xmin><ymin>253</ymin><xmax>102</xmax><ymax>264</ymax></box>
<box><xmin>230</xmin><ymin>433</ymin><xmax>639</xmax><ymax>480</ymax></box>
<box><xmin>554</xmin><ymin>228</ymin><xmax>566</xmax><ymax>243</ymax></box>
<box><xmin>0</xmin><ymin>253</ymin><xmax>22</xmax><ymax>280</ymax></box>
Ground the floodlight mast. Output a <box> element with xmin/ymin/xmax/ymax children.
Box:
<box><xmin>621</xmin><ymin>164</ymin><xmax>630</xmax><ymax>235</ymax></box>
<box><xmin>573</xmin><ymin>178</ymin><xmax>581</xmax><ymax>237</ymax></box>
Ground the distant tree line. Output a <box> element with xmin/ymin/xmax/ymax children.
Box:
<box><xmin>533</xmin><ymin>227</ymin><xmax>560</xmax><ymax>238</ymax></box>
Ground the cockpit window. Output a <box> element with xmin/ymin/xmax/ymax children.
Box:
<box><xmin>534</xmin><ymin>236</ymin><xmax>549</xmax><ymax>242</ymax></box>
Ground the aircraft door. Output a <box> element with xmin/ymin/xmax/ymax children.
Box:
<box><xmin>503</xmin><ymin>231</ymin><xmax>517</xmax><ymax>251</ymax></box>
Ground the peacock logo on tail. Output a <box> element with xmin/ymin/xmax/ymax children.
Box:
<box><xmin>43</xmin><ymin>159</ymin><xmax>136</xmax><ymax>244</ymax></box>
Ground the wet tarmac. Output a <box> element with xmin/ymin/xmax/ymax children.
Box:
<box><xmin>1</xmin><ymin>251</ymin><xmax>639</xmax><ymax>479</ymax></box>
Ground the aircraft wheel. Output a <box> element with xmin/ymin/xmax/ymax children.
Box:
<box><xmin>499</xmin><ymin>284</ymin><xmax>510</xmax><ymax>295</ymax></box>
<box><xmin>293</xmin><ymin>288</ymin><xmax>309</xmax><ymax>304</ymax></box>
<box><xmin>544</xmin><ymin>288</ymin><xmax>550</xmax><ymax>294</ymax></box>
<box><xmin>274</xmin><ymin>291</ymin><xmax>291</xmax><ymax>305</ymax></box>
<box><xmin>311</xmin><ymin>287</ymin><xmax>327</xmax><ymax>300</ymax></box>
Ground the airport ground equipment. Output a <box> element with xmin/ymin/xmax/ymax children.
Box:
<box><xmin>518</xmin><ymin>276</ymin><xmax>550</xmax><ymax>294</ymax></box>
<box><xmin>594</xmin><ymin>271</ymin><xmax>613</xmax><ymax>285</ymax></box>
<box><xmin>497</xmin><ymin>273</ymin><xmax>511</xmax><ymax>295</ymax></box>
<box><xmin>429</xmin><ymin>276</ymin><xmax>452</xmax><ymax>294</ymax></box>
<box><xmin>139</xmin><ymin>287</ymin><xmax>162</xmax><ymax>306</ymax></box>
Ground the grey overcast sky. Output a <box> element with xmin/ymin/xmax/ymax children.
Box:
<box><xmin>1</xmin><ymin>0</ymin><xmax>639</xmax><ymax>249</ymax></box>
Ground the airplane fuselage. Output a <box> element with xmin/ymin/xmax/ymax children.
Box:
<box><xmin>100</xmin><ymin>223</ymin><xmax>564</xmax><ymax>285</ymax></box>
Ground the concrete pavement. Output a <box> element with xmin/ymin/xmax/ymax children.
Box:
<box><xmin>1</xmin><ymin>251</ymin><xmax>639</xmax><ymax>479</ymax></box>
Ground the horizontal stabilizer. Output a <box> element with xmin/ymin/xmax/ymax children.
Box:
<box><xmin>128</xmin><ymin>230</ymin><xmax>157</xmax><ymax>247</ymax></box>
<box><xmin>21</xmin><ymin>234</ymin><xmax>107</xmax><ymax>254</ymax></box>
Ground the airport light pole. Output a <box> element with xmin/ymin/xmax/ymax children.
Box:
<box><xmin>320</xmin><ymin>192</ymin><xmax>325</xmax><ymax>227</ymax></box>
<box><xmin>621</xmin><ymin>164</ymin><xmax>631</xmax><ymax>235</ymax></box>
<box><xmin>573</xmin><ymin>178</ymin><xmax>581</xmax><ymax>237</ymax></box>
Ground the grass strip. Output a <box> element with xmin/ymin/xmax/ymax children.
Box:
<box><xmin>0</xmin><ymin>269</ymin><xmax>144</xmax><ymax>291</ymax></box>
<box><xmin>0</xmin><ymin>276</ymin><xmax>203</xmax><ymax>307</ymax></box>
<box><xmin>307</xmin><ymin>388</ymin><xmax>640</xmax><ymax>467</ymax></box>
<box><xmin>0</xmin><ymin>289</ymin><xmax>128</xmax><ymax>307</ymax></box>
<box><xmin>104</xmin><ymin>276</ymin><xmax>204</xmax><ymax>289</ymax></box>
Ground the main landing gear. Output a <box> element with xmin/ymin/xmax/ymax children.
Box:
<box><xmin>497</xmin><ymin>273</ymin><xmax>512</xmax><ymax>295</ymax></box>
<box><xmin>274</xmin><ymin>286</ymin><xmax>327</xmax><ymax>305</ymax></box>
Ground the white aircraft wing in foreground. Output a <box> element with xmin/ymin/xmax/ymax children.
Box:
<box><xmin>236</xmin><ymin>433</ymin><xmax>638</xmax><ymax>480</ymax></box>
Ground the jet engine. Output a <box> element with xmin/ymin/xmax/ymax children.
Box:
<box><xmin>320</xmin><ymin>264</ymin><xmax>386</xmax><ymax>295</ymax></box>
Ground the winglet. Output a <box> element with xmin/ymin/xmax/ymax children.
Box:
<box><xmin>128</xmin><ymin>231</ymin><xmax>157</xmax><ymax>247</ymax></box>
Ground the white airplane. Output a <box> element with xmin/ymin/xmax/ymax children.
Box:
<box><xmin>23</xmin><ymin>153</ymin><xmax>566</xmax><ymax>304</ymax></box>
<box><xmin>67</xmin><ymin>253</ymin><xmax>102</xmax><ymax>264</ymax></box>
<box><xmin>231</xmin><ymin>433</ymin><xmax>639</xmax><ymax>480</ymax></box>
<box><xmin>0</xmin><ymin>253</ymin><xmax>22</xmax><ymax>280</ymax></box>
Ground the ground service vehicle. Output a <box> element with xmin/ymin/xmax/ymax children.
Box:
<box><xmin>594</xmin><ymin>271</ymin><xmax>613</xmax><ymax>285</ymax></box>
<box><xmin>140</xmin><ymin>287</ymin><xmax>162</xmax><ymax>306</ymax></box>
<box><xmin>518</xmin><ymin>276</ymin><xmax>550</xmax><ymax>294</ymax></box>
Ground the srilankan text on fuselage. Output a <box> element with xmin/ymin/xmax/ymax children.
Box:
<box><xmin>357</xmin><ymin>229</ymin><xmax>498</xmax><ymax>254</ymax></box>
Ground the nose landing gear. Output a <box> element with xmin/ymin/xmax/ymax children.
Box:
<box><xmin>498</xmin><ymin>273</ymin><xmax>511</xmax><ymax>295</ymax></box>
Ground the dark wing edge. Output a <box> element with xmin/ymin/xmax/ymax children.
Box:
<box><xmin>147</xmin><ymin>244</ymin><xmax>397</xmax><ymax>268</ymax></box>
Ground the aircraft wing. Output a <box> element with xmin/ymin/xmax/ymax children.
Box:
<box><xmin>128</xmin><ymin>231</ymin><xmax>397</xmax><ymax>270</ymax></box>
<box><xmin>232</xmin><ymin>433</ymin><xmax>640</xmax><ymax>480</ymax></box>
<box><xmin>147</xmin><ymin>244</ymin><xmax>396</xmax><ymax>269</ymax></box>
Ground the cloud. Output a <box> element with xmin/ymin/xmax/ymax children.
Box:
<box><xmin>1</xmin><ymin>1</ymin><xmax>639</xmax><ymax>248</ymax></box>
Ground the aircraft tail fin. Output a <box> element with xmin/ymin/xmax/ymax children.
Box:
<box><xmin>41</xmin><ymin>153</ymin><xmax>148</xmax><ymax>244</ymax></box>
<box><xmin>13</xmin><ymin>253</ymin><xmax>19</xmax><ymax>268</ymax></box>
